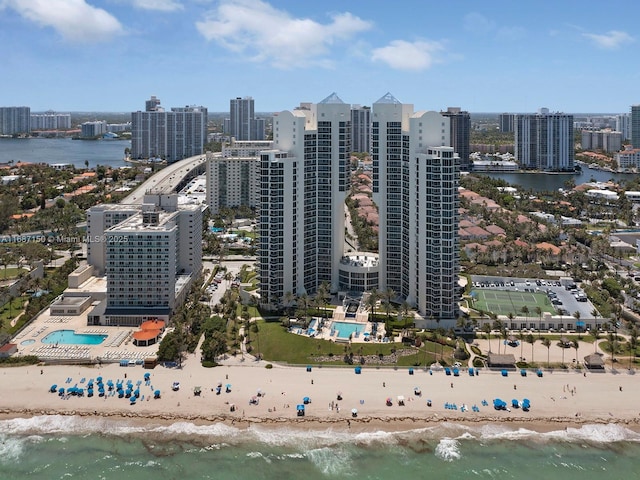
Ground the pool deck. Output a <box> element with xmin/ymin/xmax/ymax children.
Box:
<box><xmin>12</xmin><ymin>308</ymin><xmax>161</xmax><ymax>363</ymax></box>
<box><xmin>292</xmin><ymin>315</ymin><xmax>387</xmax><ymax>344</ymax></box>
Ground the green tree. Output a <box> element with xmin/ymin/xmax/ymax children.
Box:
<box><xmin>542</xmin><ymin>337</ymin><xmax>551</xmax><ymax>367</ymax></box>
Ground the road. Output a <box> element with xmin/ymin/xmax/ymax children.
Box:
<box><xmin>122</xmin><ymin>154</ymin><xmax>210</xmax><ymax>204</ymax></box>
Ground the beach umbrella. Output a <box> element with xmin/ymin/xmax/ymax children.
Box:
<box><xmin>50</xmin><ymin>384</ymin><xmax>57</xmax><ymax>393</ymax></box>
<box><xmin>351</xmin><ymin>408</ymin><xmax>358</xmax><ymax>417</ymax></box>
<box><xmin>130</xmin><ymin>397</ymin><xmax>136</xmax><ymax>405</ymax></box>
<box><xmin>154</xmin><ymin>390</ymin><xmax>161</xmax><ymax>399</ymax></box>
<box><xmin>225</xmin><ymin>384</ymin><xmax>232</xmax><ymax>392</ymax></box>
<box><xmin>303</xmin><ymin>396</ymin><xmax>311</xmax><ymax>404</ymax></box>
<box><xmin>58</xmin><ymin>388</ymin><xmax>65</xmax><ymax>396</ymax></box>
<box><xmin>96</xmin><ymin>376</ymin><xmax>102</xmax><ymax>383</ymax></box>
<box><xmin>134</xmin><ymin>389</ymin><xmax>140</xmax><ymax>398</ymax></box>
<box><xmin>144</xmin><ymin>373</ymin><xmax>151</xmax><ymax>379</ymax></box>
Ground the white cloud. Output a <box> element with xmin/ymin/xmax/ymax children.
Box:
<box><xmin>463</xmin><ymin>12</ymin><xmax>493</xmax><ymax>34</ymax></box>
<box><xmin>371</xmin><ymin>40</ymin><xmax>442</xmax><ymax>71</ymax></box>
<box><xmin>2</xmin><ymin>0</ymin><xmax>123</xmax><ymax>42</ymax></box>
<box><xmin>583</xmin><ymin>30</ymin><xmax>634</xmax><ymax>49</ymax></box>
<box><xmin>131</xmin><ymin>0</ymin><xmax>183</xmax><ymax>11</ymax></box>
<box><xmin>195</xmin><ymin>0</ymin><xmax>372</xmax><ymax>68</ymax></box>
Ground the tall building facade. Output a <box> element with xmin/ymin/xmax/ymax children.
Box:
<box><xmin>131</xmin><ymin>97</ymin><xmax>207</xmax><ymax>163</ymax></box>
<box><xmin>441</xmin><ymin>107</ymin><xmax>471</xmax><ymax>171</ymax></box>
<box><xmin>86</xmin><ymin>194</ymin><xmax>202</xmax><ymax>326</ymax></box>
<box><xmin>259</xmin><ymin>93</ymin><xmax>460</xmax><ymax>323</ymax></box>
<box><xmin>581</xmin><ymin>130</ymin><xmax>622</xmax><ymax>153</ymax></box>
<box><xmin>515</xmin><ymin>108</ymin><xmax>574</xmax><ymax>171</ymax></box>
<box><xmin>631</xmin><ymin>105</ymin><xmax>640</xmax><ymax>148</ymax></box>
<box><xmin>373</xmin><ymin>94</ymin><xmax>459</xmax><ymax>321</ymax></box>
<box><xmin>0</xmin><ymin>107</ymin><xmax>30</xmax><ymax>135</ymax></box>
<box><xmin>351</xmin><ymin>105</ymin><xmax>371</xmax><ymax>153</ymax></box>
<box><xmin>81</xmin><ymin>121</ymin><xmax>108</xmax><ymax>138</ymax></box>
<box><xmin>205</xmin><ymin>139</ymin><xmax>271</xmax><ymax>215</ymax></box>
<box><xmin>226</xmin><ymin>97</ymin><xmax>265</xmax><ymax>140</ymax></box>
<box><xmin>259</xmin><ymin>93</ymin><xmax>350</xmax><ymax>306</ymax></box>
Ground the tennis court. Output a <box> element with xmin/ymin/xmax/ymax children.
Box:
<box><xmin>470</xmin><ymin>289</ymin><xmax>553</xmax><ymax>316</ymax></box>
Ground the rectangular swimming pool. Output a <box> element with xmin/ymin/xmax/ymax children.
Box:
<box><xmin>331</xmin><ymin>321</ymin><xmax>365</xmax><ymax>339</ymax></box>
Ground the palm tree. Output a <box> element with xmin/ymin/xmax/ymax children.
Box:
<box><xmin>383</xmin><ymin>288</ymin><xmax>395</xmax><ymax>330</ymax></box>
<box><xmin>586</xmin><ymin>325</ymin><xmax>598</xmax><ymax>353</ymax></box>
<box><xmin>535</xmin><ymin>306</ymin><xmax>542</xmax><ymax>332</ymax></box>
<box><xmin>526</xmin><ymin>334</ymin><xmax>535</xmax><ymax>364</ymax></box>
<box><xmin>572</xmin><ymin>340</ymin><xmax>579</xmax><ymax>366</ymax></box>
<box><xmin>573</xmin><ymin>311</ymin><xmax>582</xmax><ymax>339</ymax></box>
<box><xmin>518</xmin><ymin>329</ymin><xmax>525</xmax><ymax>361</ymax></box>
<box><xmin>542</xmin><ymin>337</ymin><xmax>551</xmax><ymax>367</ymax></box>
<box><xmin>367</xmin><ymin>289</ymin><xmax>379</xmax><ymax>322</ymax></box>
<box><xmin>521</xmin><ymin>305</ymin><xmax>529</xmax><ymax>320</ymax></box>
<box><xmin>482</xmin><ymin>322</ymin><xmax>492</xmax><ymax>353</ymax></box>
<box><xmin>283</xmin><ymin>291</ymin><xmax>295</xmax><ymax>316</ymax></box>
<box><xmin>401</xmin><ymin>301</ymin><xmax>411</xmax><ymax>328</ymax></box>
<box><xmin>628</xmin><ymin>326</ymin><xmax>639</xmax><ymax>369</ymax></box>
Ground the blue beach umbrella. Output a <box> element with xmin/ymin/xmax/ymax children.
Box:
<box><xmin>50</xmin><ymin>384</ymin><xmax>57</xmax><ymax>393</ymax></box>
<box><xmin>154</xmin><ymin>390</ymin><xmax>161</xmax><ymax>399</ymax></box>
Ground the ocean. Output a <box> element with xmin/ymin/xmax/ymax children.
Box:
<box><xmin>0</xmin><ymin>138</ymin><xmax>129</xmax><ymax>170</ymax></box>
<box><xmin>1</xmin><ymin>416</ymin><xmax>639</xmax><ymax>479</ymax></box>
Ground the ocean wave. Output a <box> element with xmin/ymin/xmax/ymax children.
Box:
<box><xmin>2</xmin><ymin>415</ymin><xmax>640</xmax><ymax>449</ymax></box>
<box><xmin>435</xmin><ymin>438</ymin><xmax>461</xmax><ymax>462</ymax></box>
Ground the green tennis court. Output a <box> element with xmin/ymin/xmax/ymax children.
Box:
<box><xmin>470</xmin><ymin>289</ymin><xmax>554</xmax><ymax>316</ymax></box>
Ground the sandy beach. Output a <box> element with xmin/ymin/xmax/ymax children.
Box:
<box><xmin>1</xmin><ymin>351</ymin><xmax>639</xmax><ymax>432</ymax></box>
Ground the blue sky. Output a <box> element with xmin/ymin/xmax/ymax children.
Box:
<box><xmin>1</xmin><ymin>0</ymin><xmax>638</xmax><ymax>113</ymax></box>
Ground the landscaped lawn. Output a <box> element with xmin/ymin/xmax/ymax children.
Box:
<box><xmin>0</xmin><ymin>268</ymin><xmax>28</xmax><ymax>280</ymax></box>
<box><xmin>251</xmin><ymin>320</ymin><xmax>454</xmax><ymax>367</ymax></box>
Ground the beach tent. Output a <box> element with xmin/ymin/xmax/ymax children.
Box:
<box><xmin>414</xmin><ymin>387</ymin><xmax>422</xmax><ymax>396</ymax></box>
<box><xmin>501</xmin><ymin>369</ymin><xmax>508</xmax><ymax>377</ymax></box>
<box><xmin>306</xmin><ymin>365</ymin><xmax>312</xmax><ymax>372</ymax></box>
<box><xmin>397</xmin><ymin>395</ymin><xmax>405</xmax><ymax>406</ymax></box>
<box><xmin>453</xmin><ymin>367</ymin><xmax>460</xmax><ymax>376</ymax></box>
<box><xmin>296</xmin><ymin>404</ymin><xmax>305</xmax><ymax>416</ymax></box>
<box><xmin>468</xmin><ymin>368</ymin><xmax>475</xmax><ymax>376</ymax></box>
<box><xmin>521</xmin><ymin>398</ymin><xmax>531</xmax><ymax>411</ymax></box>
<box><xmin>351</xmin><ymin>408</ymin><xmax>358</xmax><ymax>418</ymax></box>
<box><xmin>408</xmin><ymin>368</ymin><xmax>414</xmax><ymax>375</ymax></box>
<box><xmin>445</xmin><ymin>367</ymin><xmax>451</xmax><ymax>376</ymax></box>
<box><xmin>354</xmin><ymin>366</ymin><xmax>362</xmax><ymax>374</ymax></box>
<box><xmin>154</xmin><ymin>390</ymin><xmax>161</xmax><ymax>399</ymax></box>
<box><xmin>536</xmin><ymin>369</ymin><xmax>543</xmax><ymax>377</ymax></box>
<box><xmin>493</xmin><ymin>398</ymin><xmax>507</xmax><ymax>410</ymax></box>
<box><xmin>511</xmin><ymin>399</ymin><xmax>520</xmax><ymax>408</ymax></box>
<box><xmin>520</xmin><ymin>369</ymin><xmax>527</xmax><ymax>376</ymax></box>
<box><xmin>303</xmin><ymin>396</ymin><xmax>311</xmax><ymax>404</ymax></box>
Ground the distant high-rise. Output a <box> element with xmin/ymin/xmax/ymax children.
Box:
<box><xmin>616</xmin><ymin>113</ymin><xmax>630</xmax><ymax>141</ymax></box>
<box><xmin>30</xmin><ymin>111</ymin><xmax>71</xmax><ymax>130</ymax></box>
<box><xmin>226</xmin><ymin>97</ymin><xmax>265</xmax><ymax>140</ymax></box>
<box><xmin>351</xmin><ymin>105</ymin><xmax>371</xmax><ymax>153</ymax></box>
<box><xmin>515</xmin><ymin>108</ymin><xmax>574</xmax><ymax>171</ymax></box>
<box><xmin>81</xmin><ymin>121</ymin><xmax>108</xmax><ymax>138</ymax></box>
<box><xmin>631</xmin><ymin>105</ymin><xmax>640</xmax><ymax>148</ymax></box>
<box><xmin>441</xmin><ymin>107</ymin><xmax>471</xmax><ymax>171</ymax></box>
<box><xmin>131</xmin><ymin>98</ymin><xmax>207</xmax><ymax>163</ymax></box>
<box><xmin>499</xmin><ymin>113</ymin><xmax>516</xmax><ymax>133</ymax></box>
<box><xmin>0</xmin><ymin>107</ymin><xmax>30</xmax><ymax>135</ymax></box>
<box><xmin>146</xmin><ymin>95</ymin><xmax>162</xmax><ymax>112</ymax></box>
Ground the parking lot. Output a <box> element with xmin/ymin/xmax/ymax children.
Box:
<box><xmin>470</xmin><ymin>275</ymin><xmax>599</xmax><ymax>330</ymax></box>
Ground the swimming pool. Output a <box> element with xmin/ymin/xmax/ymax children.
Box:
<box><xmin>42</xmin><ymin>330</ymin><xmax>107</xmax><ymax>345</ymax></box>
<box><xmin>332</xmin><ymin>321</ymin><xmax>365</xmax><ymax>339</ymax></box>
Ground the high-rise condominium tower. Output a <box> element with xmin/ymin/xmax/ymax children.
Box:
<box><xmin>259</xmin><ymin>93</ymin><xmax>459</xmax><ymax>323</ymax></box>
<box><xmin>226</xmin><ymin>97</ymin><xmax>265</xmax><ymax>141</ymax></box>
<box><xmin>631</xmin><ymin>105</ymin><xmax>640</xmax><ymax>148</ymax></box>
<box><xmin>131</xmin><ymin>97</ymin><xmax>207</xmax><ymax>163</ymax></box>
<box><xmin>515</xmin><ymin>108</ymin><xmax>574</xmax><ymax>171</ymax></box>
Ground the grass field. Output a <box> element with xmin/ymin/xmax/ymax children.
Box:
<box><xmin>470</xmin><ymin>289</ymin><xmax>554</xmax><ymax>316</ymax></box>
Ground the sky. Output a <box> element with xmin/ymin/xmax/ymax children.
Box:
<box><xmin>1</xmin><ymin>0</ymin><xmax>639</xmax><ymax>113</ymax></box>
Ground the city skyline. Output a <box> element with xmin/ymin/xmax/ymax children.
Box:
<box><xmin>1</xmin><ymin>0</ymin><xmax>638</xmax><ymax>113</ymax></box>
